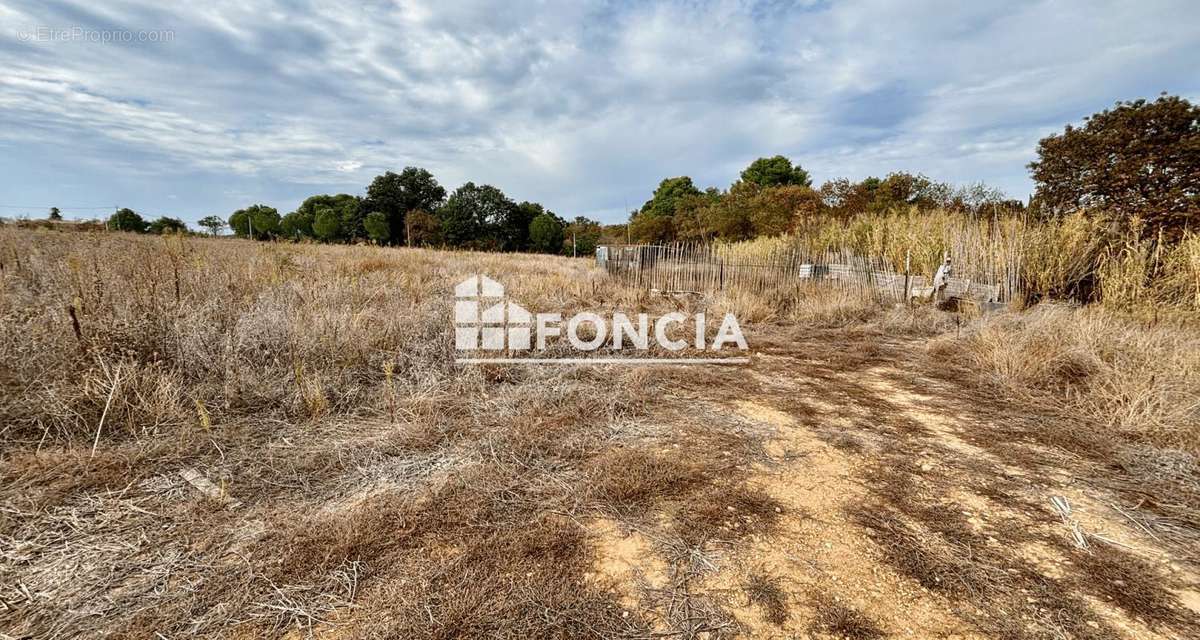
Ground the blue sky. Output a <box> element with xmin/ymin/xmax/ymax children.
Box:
<box><xmin>1</xmin><ymin>0</ymin><xmax>1198</xmax><ymax>225</ymax></box>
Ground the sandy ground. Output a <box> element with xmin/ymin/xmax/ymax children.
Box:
<box><xmin>586</xmin><ymin>331</ymin><xmax>1200</xmax><ymax>639</ymax></box>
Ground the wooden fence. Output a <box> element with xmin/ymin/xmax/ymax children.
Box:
<box><xmin>596</xmin><ymin>243</ymin><xmax>1006</xmax><ymax>303</ymax></box>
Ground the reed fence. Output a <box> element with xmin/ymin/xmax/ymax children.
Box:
<box><xmin>597</xmin><ymin>242</ymin><xmax>1014</xmax><ymax>304</ymax></box>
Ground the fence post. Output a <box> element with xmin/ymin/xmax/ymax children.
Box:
<box><xmin>903</xmin><ymin>250</ymin><xmax>911</xmax><ymax>304</ymax></box>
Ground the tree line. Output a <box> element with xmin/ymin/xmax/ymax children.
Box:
<box><xmin>88</xmin><ymin>94</ymin><xmax>1197</xmax><ymax>251</ymax></box>
<box><xmin>618</xmin><ymin>94</ymin><xmax>1197</xmax><ymax>245</ymax></box>
<box><xmin>221</xmin><ymin>168</ymin><xmax>602</xmax><ymax>256</ymax></box>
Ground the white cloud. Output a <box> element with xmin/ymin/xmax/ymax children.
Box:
<box><xmin>0</xmin><ymin>0</ymin><xmax>1197</xmax><ymax>222</ymax></box>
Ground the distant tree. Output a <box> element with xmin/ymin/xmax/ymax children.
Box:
<box><xmin>501</xmin><ymin>202</ymin><xmax>544</xmax><ymax>251</ymax></box>
<box><xmin>819</xmin><ymin>178</ymin><xmax>876</xmax><ymax>218</ymax></box>
<box><xmin>108</xmin><ymin>208</ymin><xmax>148</xmax><ymax>233</ymax></box>
<box><xmin>279</xmin><ymin>210</ymin><xmax>313</xmax><ymax>239</ymax></box>
<box><xmin>1029</xmin><ymin>94</ymin><xmax>1200</xmax><ymax>238</ymax></box>
<box><xmin>701</xmin><ymin>185</ymin><xmax>755</xmax><ymax>241</ymax></box>
<box><xmin>312</xmin><ymin>206</ymin><xmax>342</xmax><ymax>241</ymax></box>
<box><xmin>529</xmin><ymin>213</ymin><xmax>565</xmax><ymax>253</ymax></box>
<box><xmin>749</xmin><ymin>185</ymin><xmax>822</xmax><ymax>236</ymax></box>
<box><xmin>291</xmin><ymin>194</ymin><xmax>360</xmax><ymax>241</ymax></box>
<box><xmin>228</xmin><ymin>204</ymin><xmax>280</xmax><ymax>240</ymax></box>
<box><xmin>405</xmin><ymin>210</ymin><xmax>440</xmax><ymax>246</ymax></box>
<box><xmin>639</xmin><ymin>176</ymin><xmax>702</xmax><ymax>219</ymax></box>
<box><xmin>364</xmin><ymin>167</ymin><xmax>446</xmax><ymax>244</ymax></box>
<box><xmin>148</xmin><ymin>216</ymin><xmax>188</xmax><ymax>234</ymax></box>
<box><xmin>439</xmin><ymin>182</ymin><xmax>514</xmax><ymax>248</ymax></box>
<box><xmin>363</xmin><ymin>211</ymin><xmax>390</xmax><ymax>244</ymax></box>
<box><xmin>198</xmin><ymin>215</ymin><xmax>226</xmax><ymax>236</ymax></box>
<box><xmin>599</xmin><ymin>223</ymin><xmax>629</xmax><ymax>245</ymax></box>
<box><xmin>48</xmin><ymin>207</ymin><xmax>62</xmax><ymax>221</ymax></box>
<box><xmin>672</xmin><ymin>190</ymin><xmax>722</xmax><ymax>242</ymax></box>
<box><xmin>738</xmin><ymin>156</ymin><xmax>812</xmax><ymax>188</ymax></box>
<box><xmin>628</xmin><ymin>212</ymin><xmax>676</xmax><ymax>243</ymax></box>
<box><xmin>562</xmin><ymin>216</ymin><xmax>602</xmax><ymax>256</ymax></box>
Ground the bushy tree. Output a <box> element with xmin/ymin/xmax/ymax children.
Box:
<box><xmin>563</xmin><ymin>216</ymin><xmax>602</xmax><ymax>256</ymax></box>
<box><xmin>228</xmin><ymin>204</ymin><xmax>280</xmax><ymax>240</ymax></box>
<box><xmin>501</xmin><ymin>202</ymin><xmax>543</xmax><ymax>251</ymax></box>
<box><xmin>639</xmin><ymin>176</ymin><xmax>702</xmax><ymax>219</ymax></box>
<box><xmin>739</xmin><ymin>156</ymin><xmax>812</xmax><ymax>188</ymax></box>
<box><xmin>48</xmin><ymin>207</ymin><xmax>62</xmax><ymax>221</ymax></box>
<box><xmin>439</xmin><ymin>182</ymin><xmax>514</xmax><ymax>248</ymax></box>
<box><xmin>280</xmin><ymin>210</ymin><xmax>313</xmax><ymax>239</ymax></box>
<box><xmin>628</xmin><ymin>212</ymin><xmax>676</xmax><ymax>243</ymax></box>
<box><xmin>1029</xmin><ymin>94</ymin><xmax>1200</xmax><ymax>238</ymax></box>
<box><xmin>529</xmin><ymin>213</ymin><xmax>565</xmax><ymax>253</ymax></box>
<box><xmin>627</xmin><ymin>176</ymin><xmax>707</xmax><ymax>243</ymax></box>
<box><xmin>672</xmin><ymin>190</ymin><xmax>722</xmax><ymax>242</ymax></box>
<box><xmin>363</xmin><ymin>211</ymin><xmax>390</xmax><ymax>244</ymax></box>
<box><xmin>108</xmin><ymin>208</ymin><xmax>148</xmax><ymax>233</ymax></box>
<box><xmin>312</xmin><ymin>206</ymin><xmax>342</xmax><ymax>241</ymax></box>
<box><xmin>198</xmin><ymin>215</ymin><xmax>226</xmax><ymax>236</ymax></box>
<box><xmin>405</xmin><ymin>210</ymin><xmax>440</xmax><ymax>246</ymax></box>
<box><xmin>365</xmin><ymin>167</ymin><xmax>446</xmax><ymax>245</ymax></box>
<box><xmin>290</xmin><ymin>194</ymin><xmax>360</xmax><ymax>241</ymax></box>
<box><xmin>148</xmin><ymin>216</ymin><xmax>188</xmax><ymax>234</ymax></box>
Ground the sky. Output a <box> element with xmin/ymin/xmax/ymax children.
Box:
<box><xmin>1</xmin><ymin>1</ymin><xmax>1198</xmax><ymax>226</ymax></box>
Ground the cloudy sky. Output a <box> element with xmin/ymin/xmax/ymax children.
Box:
<box><xmin>1</xmin><ymin>1</ymin><xmax>1197</xmax><ymax>225</ymax></box>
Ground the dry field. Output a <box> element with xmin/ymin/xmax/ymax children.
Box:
<box><xmin>2</xmin><ymin>228</ymin><xmax>1199</xmax><ymax>639</ymax></box>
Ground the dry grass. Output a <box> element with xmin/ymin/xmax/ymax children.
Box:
<box><xmin>0</xmin><ymin>228</ymin><xmax>785</xmax><ymax>638</ymax></box>
<box><xmin>807</xmin><ymin>596</ymin><xmax>885</xmax><ymax>639</ymax></box>
<box><xmin>4</xmin><ymin>227</ymin><xmax>1200</xmax><ymax>639</ymax></box>
<box><xmin>928</xmin><ymin>304</ymin><xmax>1200</xmax><ymax>454</ymax></box>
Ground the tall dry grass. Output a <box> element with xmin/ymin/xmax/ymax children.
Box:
<box><xmin>930</xmin><ymin>304</ymin><xmax>1200</xmax><ymax>454</ymax></box>
<box><xmin>0</xmin><ymin>228</ymin><xmax>665</xmax><ymax>447</ymax></box>
<box><xmin>713</xmin><ymin>209</ymin><xmax>1200</xmax><ymax>316</ymax></box>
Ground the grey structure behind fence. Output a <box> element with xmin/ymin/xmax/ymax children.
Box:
<box><xmin>596</xmin><ymin>243</ymin><xmax>1007</xmax><ymax>304</ymax></box>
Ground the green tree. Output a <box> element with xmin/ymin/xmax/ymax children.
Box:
<box><xmin>738</xmin><ymin>156</ymin><xmax>812</xmax><ymax>188</ymax></box>
<box><xmin>148</xmin><ymin>216</ymin><xmax>188</xmax><ymax>234</ymax></box>
<box><xmin>1029</xmin><ymin>94</ymin><xmax>1200</xmax><ymax>238</ymax></box>
<box><xmin>562</xmin><ymin>216</ymin><xmax>602</xmax><ymax>256</ymax></box>
<box><xmin>639</xmin><ymin>176</ymin><xmax>702</xmax><ymax>219</ymax></box>
<box><xmin>672</xmin><ymin>190</ymin><xmax>722</xmax><ymax>241</ymax></box>
<box><xmin>48</xmin><ymin>207</ymin><xmax>62</xmax><ymax>221</ymax></box>
<box><xmin>108</xmin><ymin>208</ymin><xmax>148</xmax><ymax>233</ymax></box>
<box><xmin>529</xmin><ymin>213</ymin><xmax>565</xmax><ymax>253</ymax></box>
<box><xmin>365</xmin><ymin>167</ymin><xmax>446</xmax><ymax>245</ymax></box>
<box><xmin>291</xmin><ymin>194</ymin><xmax>360</xmax><ymax>241</ymax></box>
<box><xmin>228</xmin><ymin>204</ymin><xmax>280</xmax><ymax>240</ymax></box>
<box><xmin>439</xmin><ymin>182</ymin><xmax>514</xmax><ymax>248</ymax></box>
<box><xmin>280</xmin><ymin>210</ymin><xmax>313</xmax><ymax>239</ymax></box>
<box><xmin>501</xmin><ymin>201</ymin><xmax>544</xmax><ymax>251</ymax></box>
<box><xmin>198</xmin><ymin>215</ymin><xmax>226</xmax><ymax>236</ymax></box>
<box><xmin>363</xmin><ymin>211</ymin><xmax>390</xmax><ymax>244</ymax></box>
<box><xmin>312</xmin><ymin>206</ymin><xmax>342</xmax><ymax>241</ymax></box>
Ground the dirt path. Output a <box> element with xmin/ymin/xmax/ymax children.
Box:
<box><xmin>590</xmin><ymin>332</ymin><xmax>1200</xmax><ymax>639</ymax></box>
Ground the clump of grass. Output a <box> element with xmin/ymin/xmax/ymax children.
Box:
<box><xmin>744</xmin><ymin>572</ymin><xmax>790</xmax><ymax>626</ymax></box>
<box><xmin>586</xmin><ymin>449</ymin><xmax>706</xmax><ymax>510</ymax></box>
<box><xmin>671</xmin><ymin>483</ymin><xmax>783</xmax><ymax>544</ymax></box>
<box><xmin>808</xmin><ymin>595</ymin><xmax>885</xmax><ymax>639</ymax></box>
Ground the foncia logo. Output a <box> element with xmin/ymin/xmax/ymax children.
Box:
<box><xmin>453</xmin><ymin>275</ymin><xmax>748</xmax><ymax>365</ymax></box>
